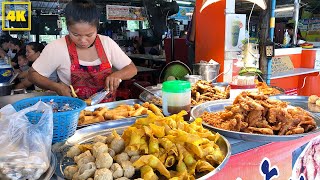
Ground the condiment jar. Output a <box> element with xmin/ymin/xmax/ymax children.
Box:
<box><xmin>162</xmin><ymin>80</ymin><xmax>191</xmax><ymax>121</ymax></box>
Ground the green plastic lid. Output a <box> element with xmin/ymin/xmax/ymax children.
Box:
<box><xmin>162</xmin><ymin>80</ymin><xmax>191</xmax><ymax>93</ymax></box>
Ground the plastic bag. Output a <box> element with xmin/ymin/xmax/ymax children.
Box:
<box><xmin>0</xmin><ymin>101</ymin><xmax>53</xmax><ymax>180</ymax></box>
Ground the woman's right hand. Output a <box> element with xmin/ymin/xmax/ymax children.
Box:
<box><xmin>55</xmin><ymin>82</ymin><xmax>72</xmax><ymax>97</ymax></box>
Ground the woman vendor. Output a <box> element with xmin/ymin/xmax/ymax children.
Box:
<box><xmin>28</xmin><ymin>0</ymin><xmax>137</xmax><ymax>102</ymax></box>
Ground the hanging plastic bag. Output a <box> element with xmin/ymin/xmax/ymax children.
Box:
<box><xmin>0</xmin><ymin>101</ymin><xmax>53</xmax><ymax>180</ymax></box>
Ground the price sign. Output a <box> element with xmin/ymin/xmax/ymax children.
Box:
<box><xmin>271</xmin><ymin>56</ymin><xmax>294</xmax><ymax>74</ymax></box>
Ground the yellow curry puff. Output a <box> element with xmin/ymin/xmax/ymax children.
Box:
<box><xmin>65</xmin><ymin>111</ymin><xmax>226</xmax><ymax>179</ymax></box>
<box><xmin>201</xmin><ymin>91</ymin><xmax>317</xmax><ymax>135</ymax></box>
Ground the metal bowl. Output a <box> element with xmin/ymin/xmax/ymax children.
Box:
<box><xmin>0</xmin><ymin>83</ymin><xmax>13</xmax><ymax>96</ymax></box>
<box><xmin>55</xmin><ymin>120</ymin><xmax>231</xmax><ymax>179</ymax></box>
<box><xmin>184</xmin><ymin>75</ymin><xmax>203</xmax><ymax>84</ymax></box>
<box><xmin>191</xmin><ymin>99</ymin><xmax>320</xmax><ymax>142</ymax></box>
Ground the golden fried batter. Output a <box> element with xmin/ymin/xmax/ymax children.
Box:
<box><xmin>201</xmin><ymin>92</ymin><xmax>317</xmax><ymax>135</ymax></box>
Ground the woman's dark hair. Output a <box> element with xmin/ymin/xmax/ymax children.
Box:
<box><xmin>27</xmin><ymin>42</ymin><xmax>45</xmax><ymax>53</ymax></box>
<box><xmin>285</xmin><ymin>23</ymin><xmax>294</xmax><ymax>30</ymax></box>
<box><xmin>285</xmin><ymin>23</ymin><xmax>305</xmax><ymax>41</ymax></box>
<box><xmin>64</xmin><ymin>0</ymin><xmax>100</xmax><ymax>28</ymax></box>
<box><xmin>10</xmin><ymin>38</ymin><xmax>22</xmax><ymax>47</ymax></box>
<box><xmin>16</xmin><ymin>48</ymin><xmax>27</xmax><ymax>59</ymax></box>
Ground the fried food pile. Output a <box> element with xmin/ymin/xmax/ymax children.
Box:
<box><xmin>293</xmin><ymin>138</ymin><xmax>320</xmax><ymax>180</ymax></box>
<box><xmin>78</xmin><ymin>102</ymin><xmax>163</xmax><ymax>126</ymax></box>
<box><xmin>64</xmin><ymin>131</ymin><xmax>135</xmax><ymax>180</ymax></box>
<box><xmin>121</xmin><ymin>111</ymin><xmax>226</xmax><ymax>179</ymax></box>
<box><xmin>191</xmin><ymin>80</ymin><xmax>230</xmax><ymax>105</ymax></box>
<box><xmin>255</xmin><ymin>80</ymin><xmax>282</xmax><ymax>96</ymax></box>
<box><xmin>149</xmin><ymin>97</ymin><xmax>162</xmax><ymax>106</ymax></box>
<box><xmin>201</xmin><ymin>92</ymin><xmax>317</xmax><ymax>135</ymax></box>
<box><xmin>147</xmin><ymin>80</ymin><xmax>230</xmax><ymax>106</ymax></box>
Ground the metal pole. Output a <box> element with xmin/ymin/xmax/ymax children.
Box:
<box><xmin>170</xmin><ymin>26</ymin><xmax>175</xmax><ymax>62</ymax></box>
<box><xmin>266</xmin><ymin>0</ymin><xmax>276</xmax><ymax>85</ymax></box>
<box><xmin>293</xmin><ymin>0</ymin><xmax>300</xmax><ymax>45</ymax></box>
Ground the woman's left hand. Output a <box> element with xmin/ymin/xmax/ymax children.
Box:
<box><xmin>105</xmin><ymin>76</ymin><xmax>122</xmax><ymax>92</ymax></box>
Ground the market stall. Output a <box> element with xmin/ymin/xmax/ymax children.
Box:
<box><xmin>0</xmin><ymin>77</ymin><xmax>319</xmax><ymax>180</ymax></box>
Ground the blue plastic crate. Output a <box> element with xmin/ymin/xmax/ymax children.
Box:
<box><xmin>12</xmin><ymin>96</ymin><xmax>87</xmax><ymax>143</ymax></box>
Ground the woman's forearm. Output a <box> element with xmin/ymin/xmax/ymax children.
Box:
<box><xmin>28</xmin><ymin>67</ymin><xmax>60</xmax><ymax>91</ymax></box>
<box><xmin>15</xmin><ymin>78</ymin><xmax>33</xmax><ymax>89</ymax></box>
<box><xmin>18</xmin><ymin>71</ymin><xmax>28</xmax><ymax>79</ymax></box>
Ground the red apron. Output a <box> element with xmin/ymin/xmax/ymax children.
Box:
<box><xmin>65</xmin><ymin>35</ymin><xmax>115</xmax><ymax>102</ymax></box>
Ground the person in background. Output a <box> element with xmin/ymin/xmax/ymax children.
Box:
<box><xmin>16</xmin><ymin>49</ymin><xmax>30</xmax><ymax>79</ymax></box>
<box><xmin>28</xmin><ymin>0</ymin><xmax>137</xmax><ymax>102</ymax></box>
<box><xmin>17</xmin><ymin>50</ymin><xmax>29</xmax><ymax>72</ymax></box>
<box><xmin>186</xmin><ymin>10</ymin><xmax>196</xmax><ymax>70</ymax></box>
<box><xmin>133</xmin><ymin>39</ymin><xmax>145</xmax><ymax>54</ymax></box>
<box><xmin>0</xmin><ymin>36</ymin><xmax>15</xmax><ymax>59</ymax></box>
<box><xmin>26</xmin><ymin>42</ymin><xmax>45</xmax><ymax>66</ymax></box>
<box><xmin>285</xmin><ymin>23</ymin><xmax>305</xmax><ymax>45</ymax></box>
<box><xmin>15</xmin><ymin>42</ymin><xmax>57</xmax><ymax>90</ymax></box>
<box><xmin>0</xmin><ymin>46</ymin><xmax>7</xmax><ymax>59</ymax></box>
<box><xmin>9</xmin><ymin>38</ymin><xmax>24</xmax><ymax>69</ymax></box>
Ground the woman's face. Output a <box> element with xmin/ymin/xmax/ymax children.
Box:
<box><xmin>68</xmin><ymin>22</ymin><xmax>97</xmax><ymax>49</ymax></box>
<box><xmin>288</xmin><ymin>29</ymin><xmax>294</xmax><ymax>36</ymax></box>
<box><xmin>18</xmin><ymin>56</ymin><xmax>28</xmax><ymax>66</ymax></box>
<box><xmin>26</xmin><ymin>45</ymin><xmax>40</xmax><ymax>61</ymax></box>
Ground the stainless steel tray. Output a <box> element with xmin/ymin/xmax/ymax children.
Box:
<box><xmin>139</xmin><ymin>83</ymin><xmax>230</xmax><ymax>107</ymax></box>
<box><xmin>85</xmin><ymin>99</ymin><xmax>143</xmax><ymax>111</ymax></box>
<box><xmin>78</xmin><ymin>99</ymin><xmax>145</xmax><ymax>128</ymax></box>
<box><xmin>270</xmin><ymin>95</ymin><xmax>320</xmax><ymax>113</ymax></box>
<box><xmin>54</xmin><ymin>118</ymin><xmax>231</xmax><ymax>180</ymax></box>
<box><xmin>39</xmin><ymin>152</ymin><xmax>57</xmax><ymax>180</ymax></box>
<box><xmin>139</xmin><ymin>86</ymin><xmax>162</xmax><ymax>106</ymax></box>
<box><xmin>191</xmin><ymin>99</ymin><xmax>320</xmax><ymax>142</ymax></box>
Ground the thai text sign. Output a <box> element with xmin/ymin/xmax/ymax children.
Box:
<box><xmin>106</xmin><ymin>5</ymin><xmax>146</xmax><ymax>21</ymax></box>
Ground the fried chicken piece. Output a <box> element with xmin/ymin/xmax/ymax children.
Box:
<box><xmin>267</xmin><ymin>108</ymin><xmax>278</xmax><ymax>123</ymax></box>
<box><xmin>255</xmin><ymin>120</ymin><xmax>272</xmax><ymax>129</ymax></box>
<box><xmin>266</xmin><ymin>99</ymin><xmax>288</xmax><ymax>108</ymax></box>
<box><xmin>219</xmin><ymin>111</ymin><xmax>234</xmax><ymax>120</ymax></box>
<box><xmin>233</xmin><ymin>113</ymin><xmax>244</xmax><ymax>131</ymax></box>
<box><xmin>247</xmin><ymin>92</ymin><xmax>269</xmax><ymax>100</ymax></box>
<box><xmin>247</xmin><ymin>127</ymin><xmax>274</xmax><ymax>135</ymax></box>
<box><xmin>242</xmin><ymin>97</ymin><xmax>264</xmax><ymax>111</ymax></box>
<box><xmin>246</xmin><ymin>110</ymin><xmax>263</xmax><ymax>127</ymax></box>
<box><xmin>285</xmin><ymin>127</ymin><xmax>305</xmax><ymax>135</ymax></box>
<box><xmin>240</xmin><ymin>122</ymin><xmax>249</xmax><ymax>131</ymax></box>
<box><xmin>219</xmin><ymin>118</ymin><xmax>238</xmax><ymax>131</ymax></box>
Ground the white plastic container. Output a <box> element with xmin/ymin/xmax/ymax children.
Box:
<box><xmin>162</xmin><ymin>80</ymin><xmax>191</xmax><ymax>121</ymax></box>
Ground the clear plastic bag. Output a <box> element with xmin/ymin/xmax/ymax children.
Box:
<box><xmin>0</xmin><ymin>101</ymin><xmax>53</xmax><ymax>180</ymax></box>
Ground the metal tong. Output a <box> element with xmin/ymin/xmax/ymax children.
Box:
<box><xmin>70</xmin><ymin>85</ymin><xmax>110</xmax><ymax>106</ymax></box>
<box><xmin>89</xmin><ymin>89</ymin><xmax>110</xmax><ymax>106</ymax></box>
<box><xmin>133</xmin><ymin>82</ymin><xmax>162</xmax><ymax>99</ymax></box>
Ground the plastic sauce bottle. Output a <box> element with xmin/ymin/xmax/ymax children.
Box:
<box><xmin>162</xmin><ymin>80</ymin><xmax>191</xmax><ymax>121</ymax></box>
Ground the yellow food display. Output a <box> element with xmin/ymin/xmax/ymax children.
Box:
<box><xmin>122</xmin><ymin>110</ymin><xmax>226</xmax><ymax>179</ymax></box>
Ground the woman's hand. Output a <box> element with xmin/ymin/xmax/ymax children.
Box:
<box><xmin>55</xmin><ymin>82</ymin><xmax>72</xmax><ymax>97</ymax></box>
<box><xmin>105</xmin><ymin>76</ymin><xmax>122</xmax><ymax>92</ymax></box>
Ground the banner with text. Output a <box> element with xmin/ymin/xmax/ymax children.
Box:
<box><xmin>106</xmin><ymin>5</ymin><xmax>146</xmax><ymax>21</ymax></box>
